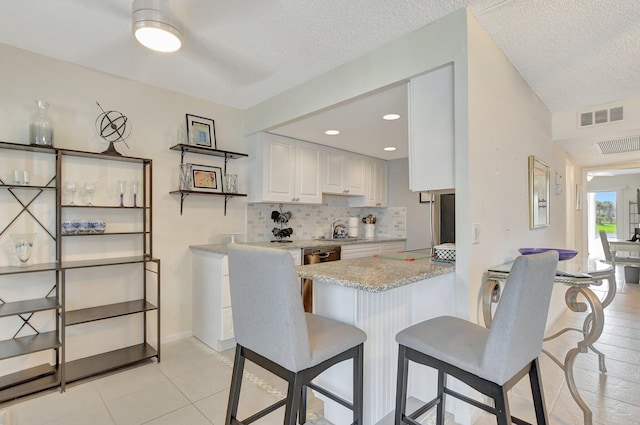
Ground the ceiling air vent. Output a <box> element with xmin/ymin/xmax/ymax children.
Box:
<box><xmin>593</xmin><ymin>136</ymin><xmax>640</xmax><ymax>154</ymax></box>
<box><xmin>579</xmin><ymin>105</ymin><xmax>624</xmax><ymax>127</ymax></box>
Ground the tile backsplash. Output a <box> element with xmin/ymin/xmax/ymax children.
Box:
<box><xmin>246</xmin><ymin>196</ymin><xmax>406</xmax><ymax>242</ymax></box>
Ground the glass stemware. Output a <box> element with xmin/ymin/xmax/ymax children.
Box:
<box><xmin>131</xmin><ymin>181</ymin><xmax>140</xmax><ymax>207</ymax></box>
<box><xmin>117</xmin><ymin>180</ymin><xmax>127</xmax><ymax>207</ymax></box>
<box><xmin>64</xmin><ymin>181</ymin><xmax>79</xmax><ymax>205</ymax></box>
<box><xmin>83</xmin><ymin>181</ymin><xmax>98</xmax><ymax>206</ymax></box>
<box><xmin>11</xmin><ymin>233</ymin><xmax>37</xmax><ymax>264</ymax></box>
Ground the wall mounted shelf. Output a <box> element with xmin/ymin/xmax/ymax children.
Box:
<box><xmin>169</xmin><ymin>144</ymin><xmax>248</xmax><ymax>215</ymax></box>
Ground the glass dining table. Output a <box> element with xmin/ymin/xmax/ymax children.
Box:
<box><xmin>482</xmin><ymin>256</ymin><xmax>615</xmax><ymax>425</ymax></box>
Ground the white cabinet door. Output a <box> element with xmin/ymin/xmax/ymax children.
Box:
<box><xmin>340</xmin><ymin>243</ymin><xmax>383</xmax><ymax>259</ymax></box>
<box><xmin>374</xmin><ymin>159</ymin><xmax>388</xmax><ymax>207</ymax></box>
<box><xmin>323</xmin><ymin>148</ymin><xmax>366</xmax><ymax>196</ymax></box>
<box><xmin>263</xmin><ymin>134</ymin><xmax>297</xmax><ymax>202</ymax></box>
<box><xmin>295</xmin><ymin>141</ymin><xmax>322</xmax><ymax>204</ymax></box>
<box><xmin>349</xmin><ymin>158</ymin><xmax>388</xmax><ymax>207</ymax></box>
<box><xmin>288</xmin><ymin>248</ymin><xmax>302</xmax><ymax>266</ymax></box>
<box><xmin>322</xmin><ymin>148</ymin><xmax>347</xmax><ymax>194</ymax></box>
<box><xmin>250</xmin><ymin>133</ymin><xmax>321</xmax><ymax>204</ymax></box>
<box><xmin>408</xmin><ymin>64</ymin><xmax>454</xmax><ymax>192</ymax></box>
<box><xmin>341</xmin><ymin>241</ymin><xmax>406</xmax><ymax>259</ymax></box>
<box><xmin>346</xmin><ymin>154</ymin><xmax>366</xmax><ymax>196</ymax></box>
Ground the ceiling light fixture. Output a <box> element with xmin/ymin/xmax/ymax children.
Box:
<box><xmin>325</xmin><ymin>130</ymin><xmax>340</xmax><ymax>136</ymax></box>
<box><xmin>132</xmin><ymin>0</ymin><xmax>183</xmax><ymax>53</ymax></box>
<box><xmin>383</xmin><ymin>114</ymin><xmax>400</xmax><ymax>121</ymax></box>
<box><xmin>384</xmin><ymin>147</ymin><xmax>396</xmax><ymax>152</ymax></box>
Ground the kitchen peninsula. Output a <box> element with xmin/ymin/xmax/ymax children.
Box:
<box><xmin>297</xmin><ymin>252</ymin><xmax>456</xmax><ymax>425</ymax></box>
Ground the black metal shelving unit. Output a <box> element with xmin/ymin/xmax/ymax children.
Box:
<box><xmin>0</xmin><ymin>141</ymin><xmax>161</xmax><ymax>401</ymax></box>
<box><xmin>169</xmin><ymin>143</ymin><xmax>248</xmax><ymax>215</ymax></box>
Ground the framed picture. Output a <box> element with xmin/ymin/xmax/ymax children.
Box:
<box><xmin>190</xmin><ymin>163</ymin><xmax>223</xmax><ymax>193</ymax></box>
<box><xmin>186</xmin><ymin>114</ymin><xmax>216</xmax><ymax>149</ymax></box>
<box><xmin>419</xmin><ymin>192</ymin><xmax>432</xmax><ymax>203</ymax></box>
<box><xmin>528</xmin><ymin>155</ymin><xmax>550</xmax><ymax>229</ymax></box>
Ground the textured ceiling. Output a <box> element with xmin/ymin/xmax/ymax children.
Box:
<box><xmin>0</xmin><ymin>0</ymin><xmax>638</xmax><ymax>164</ymax></box>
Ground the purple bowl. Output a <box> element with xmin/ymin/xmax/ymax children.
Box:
<box><xmin>518</xmin><ymin>248</ymin><xmax>578</xmax><ymax>261</ymax></box>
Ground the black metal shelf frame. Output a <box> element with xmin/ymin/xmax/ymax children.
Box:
<box><xmin>0</xmin><ymin>141</ymin><xmax>62</xmax><ymax>401</ymax></box>
<box><xmin>0</xmin><ymin>140</ymin><xmax>160</xmax><ymax>401</ymax></box>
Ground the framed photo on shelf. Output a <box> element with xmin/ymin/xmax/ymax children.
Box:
<box><xmin>190</xmin><ymin>163</ymin><xmax>223</xmax><ymax>193</ymax></box>
<box><xmin>186</xmin><ymin>114</ymin><xmax>216</xmax><ymax>149</ymax></box>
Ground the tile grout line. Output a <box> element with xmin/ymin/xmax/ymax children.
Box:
<box><xmin>208</xmin><ymin>348</ymin><xmax>322</xmax><ymax>422</ymax></box>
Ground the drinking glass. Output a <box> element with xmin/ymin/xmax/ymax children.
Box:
<box><xmin>83</xmin><ymin>181</ymin><xmax>98</xmax><ymax>205</ymax></box>
<box><xmin>131</xmin><ymin>181</ymin><xmax>140</xmax><ymax>207</ymax></box>
<box><xmin>11</xmin><ymin>233</ymin><xmax>37</xmax><ymax>264</ymax></box>
<box><xmin>179</xmin><ymin>164</ymin><xmax>192</xmax><ymax>190</ymax></box>
<box><xmin>224</xmin><ymin>174</ymin><xmax>238</xmax><ymax>194</ymax></box>
<box><xmin>118</xmin><ymin>180</ymin><xmax>127</xmax><ymax>207</ymax></box>
<box><xmin>64</xmin><ymin>181</ymin><xmax>79</xmax><ymax>205</ymax></box>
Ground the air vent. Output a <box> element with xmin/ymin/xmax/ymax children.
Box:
<box><xmin>610</xmin><ymin>106</ymin><xmax>624</xmax><ymax>121</ymax></box>
<box><xmin>593</xmin><ymin>136</ymin><xmax>640</xmax><ymax>154</ymax></box>
<box><xmin>579</xmin><ymin>105</ymin><xmax>624</xmax><ymax>127</ymax></box>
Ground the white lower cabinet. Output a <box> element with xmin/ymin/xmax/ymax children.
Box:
<box><xmin>192</xmin><ymin>247</ymin><xmax>301</xmax><ymax>352</ymax></box>
<box><xmin>340</xmin><ymin>241</ymin><xmax>406</xmax><ymax>259</ymax></box>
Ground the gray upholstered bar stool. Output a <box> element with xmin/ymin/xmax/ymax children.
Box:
<box><xmin>225</xmin><ymin>244</ymin><xmax>367</xmax><ymax>425</ymax></box>
<box><xmin>394</xmin><ymin>251</ymin><xmax>558</xmax><ymax>425</ymax></box>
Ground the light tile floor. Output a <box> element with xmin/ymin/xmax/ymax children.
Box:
<box><xmin>1</xmin><ymin>264</ymin><xmax>638</xmax><ymax>425</ymax></box>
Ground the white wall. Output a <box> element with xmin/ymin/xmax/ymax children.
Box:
<box><xmin>388</xmin><ymin>158</ymin><xmax>430</xmax><ymax>250</ymax></box>
<box><xmin>466</xmin><ymin>14</ymin><xmax>570</xmax><ymax>322</ymax></box>
<box><xmin>0</xmin><ymin>43</ymin><xmax>248</xmax><ymax>345</ymax></box>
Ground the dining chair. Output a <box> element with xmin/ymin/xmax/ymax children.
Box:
<box><xmin>599</xmin><ymin>229</ymin><xmax>639</xmax><ymax>266</ymax></box>
<box><xmin>394</xmin><ymin>250</ymin><xmax>558</xmax><ymax>425</ymax></box>
<box><xmin>225</xmin><ymin>244</ymin><xmax>366</xmax><ymax>425</ymax></box>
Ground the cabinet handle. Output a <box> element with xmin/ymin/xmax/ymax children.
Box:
<box><xmin>343</xmin><ymin>189</ymin><xmax>349</xmax><ymax>193</ymax></box>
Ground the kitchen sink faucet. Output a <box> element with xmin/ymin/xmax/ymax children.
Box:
<box><xmin>331</xmin><ymin>220</ymin><xmax>344</xmax><ymax>239</ymax></box>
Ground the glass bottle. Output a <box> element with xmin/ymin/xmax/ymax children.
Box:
<box><xmin>29</xmin><ymin>100</ymin><xmax>54</xmax><ymax>146</ymax></box>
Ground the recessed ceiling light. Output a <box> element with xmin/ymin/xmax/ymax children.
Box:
<box><xmin>325</xmin><ymin>130</ymin><xmax>340</xmax><ymax>136</ymax></box>
<box><xmin>383</xmin><ymin>114</ymin><xmax>400</xmax><ymax>121</ymax></box>
<box><xmin>384</xmin><ymin>146</ymin><xmax>397</xmax><ymax>152</ymax></box>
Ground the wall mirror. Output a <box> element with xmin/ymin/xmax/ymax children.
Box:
<box><xmin>528</xmin><ymin>155</ymin><xmax>550</xmax><ymax>229</ymax></box>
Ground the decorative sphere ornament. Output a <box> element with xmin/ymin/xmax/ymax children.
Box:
<box><xmin>95</xmin><ymin>101</ymin><xmax>131</xmax><ymax>155</ymax></box>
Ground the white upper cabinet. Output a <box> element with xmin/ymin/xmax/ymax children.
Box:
<box><xmin>247</xmin><ymin>132</ymin><xmax>322</xmax><ymax>204</ymax></box>
<box><xmin>408</xmin><ymin>63</ymin><xmax>454</xmax><ymax>192</ymax></box>
<box><xmin>295</xmin><ymin>140</ymin><xmax>323</xmax><ymax>203</ymax></box>
<box><xmin>322</xmin><ymin>148</ymin><xmax>365</xmax><ymax>196</ymax></box>
<box><xmin>374</xmin><ymin>159</ymin><xmax>388</xmax><ymax>207</ymax></box>
<box><xmin>349</xmin><ymin>158</ymin><xmax>388</xmax><ymax>207</ymax></box>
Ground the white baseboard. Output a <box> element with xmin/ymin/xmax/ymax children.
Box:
<box><xmin>161</xmin><ymin>330</ymin><xmax>193</xmax><ymax>344</ymax></box>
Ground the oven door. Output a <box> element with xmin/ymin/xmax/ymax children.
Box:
<box><xmin>302</xmin><ymin>246</ymin><xmax>341</xmax><ymax>312</ymax></box>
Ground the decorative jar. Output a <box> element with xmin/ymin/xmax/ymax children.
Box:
<box><xmin>29</xmin><ymin>100</ymin><xmax>54</xmax><ymax>146</ymax></box>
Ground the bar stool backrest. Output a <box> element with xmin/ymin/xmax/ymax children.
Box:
<box><xmin>482</xmin><ymin>251</ymin><xmax>558</xmax><ymax>385</ymax></box>
<box><xmin>228</xmin><ymin>244</ymin><xmax>312</xmax><ymax>372</ymax></box>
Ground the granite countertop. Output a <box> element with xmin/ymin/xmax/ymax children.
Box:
<box><xmin>296</xmin><ymin>255</ymin><xmax>454</xmax><ymax>293</ymax></box>
<box><xmin>189</xmin><ymin>237</ymin><xmax>407</xmax><ymax>255</ymax></box>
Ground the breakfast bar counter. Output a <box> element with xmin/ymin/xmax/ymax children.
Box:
<box><xmin>296</xmin><ymin>253</ymin><xmax>454</xmax><ymax>292</ymax></box>
<box><xmin>296</xmin><ymin>254</ymin><xmax>457</xmax><ymax>425</ymax></box>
